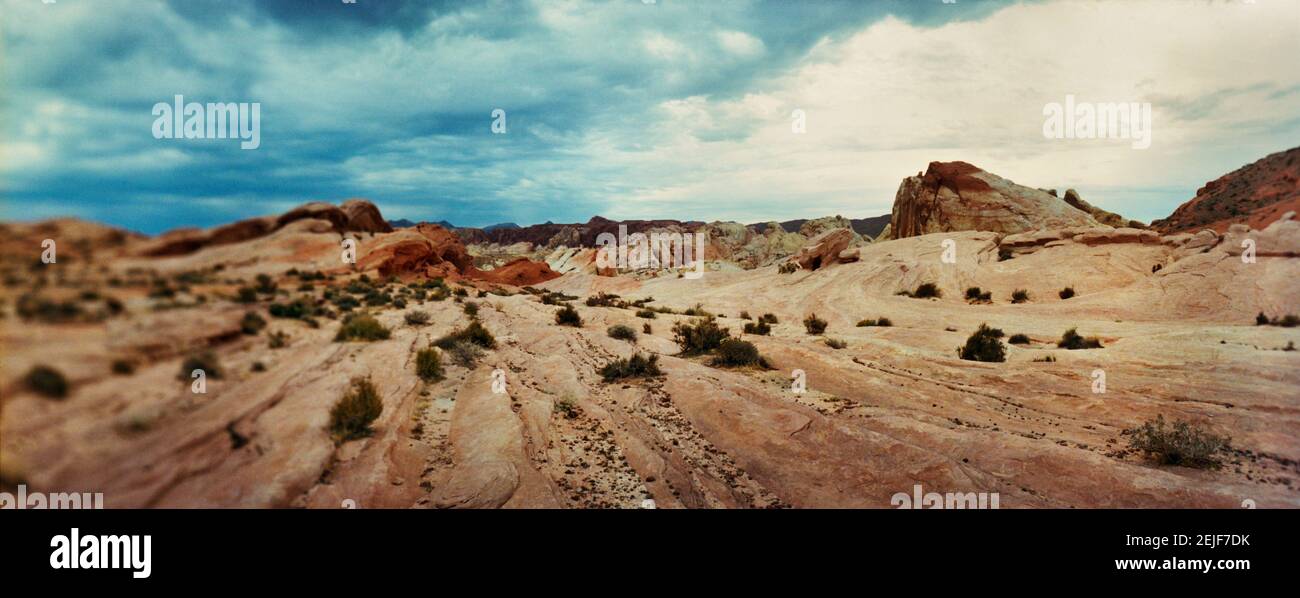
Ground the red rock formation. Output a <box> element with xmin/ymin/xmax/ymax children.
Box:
<box><xmin>1151</xmin><ymin>146</ymin><xmax>1300</xmax><ymax>234</ymax></box>
<box><xmin>888</xmin><ymin>161</ymin><xmax>1101</xmax><ymax>239</ymax></box>
<box><xmin>358</xmin><ymin>223</ymin><xmax>559</xmax><ymax>285</ymax></box>
<box><xmin>471</xmin><ymin>257</ymin><xmax>562</xmax><ymax>286</ymax></box>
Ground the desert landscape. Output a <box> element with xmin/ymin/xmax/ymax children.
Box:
<box><xmin>2</xmin><ymin>150</ymin><xmax>1297</xmax><ymax>509</ymax></box>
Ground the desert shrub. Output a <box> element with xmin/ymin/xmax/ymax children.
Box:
<box><xmin>607</xmin><ymin>324</ymin><xmax>637</xmax><ymax>342</ymax></box>
<box><xmin>585</xmin><ymin>292</ymin><xmax>623</xmax><ymax>307</ymax></box>
<box><xmin>899</xmin><ymin>282</ymin><xmax>941</xmax><ymax>299</ymax></box>
<box><xmin>965</xmin><ymin>287</ymin><xmax>992</xmax><ymax>303</ymax></box>
<box><xmin>1011</xmin><ymin>289</ymin><xmax>1030</xmax><ymax>304</ymax></box>
<box><xmin>404</xmin><ymin>310</ymin><xmax>431</xmax><ymax>326</ymax></box>
<box><xmin>760</xmin><ymin>313</ymin><xmax>779</xmax><ymax>324</ymax></box>
<box><xmin>1256</xmin><ymin>312</ymin><xmax>1270</xmax><ymax>325</ymax></box>
<box><xmin>875</xmin><ymin>317</ymin><xmax>893</xmax><ymax>326</ymax></box>
<box><xmin>111</xmin><ymin>359</ymin><xmax>135</xmax><ymax>375</ymax></box>
<box><xmin>255</xmin><ymin>273</ymin><xmax>277</xmax><ymax>294</ymax></box>
<box><xmin>268</xmin><ymin>299</ymin><xmax>313</xmax><ymax>319</ymax></box>
<box><xmin>642</xmin><ymin>323</ymin><xmax>652</xmax><ymax>334</ymax></box>
<box><xmin>1033</xmin><ymin>355</ymin><xmax>1056</xmax><ymax>363</ymax></box>
<box><xmin>1008</xmin><ymin>333</ymin><xmax>1031</xmax><ymax>345</ymax></box>
<box><xmin>235</xmin><ymin>287</ymin><xmax>258</xmax><ymax>303</ymax></box>
<box><xmin>802</xmin><ymin>313</ymin><xmax>827</xmax><ymax>335</ymax></box>
<box><xmin>710</xmin><ymin>338</ymin><xmax>768</xmax><ymax>368</ymax></box>
<box><xmin>453</xmin><ymin>287</ymin><xmax>468</xmax><ymax>298</ymax></box>
<box><xmin>463</xmin><ymin>302</ymin><xmax>479</xmax><ymax>317</ymax></box>
<box><xmin>251</xmin><ymin>361</ymin><xmax>266</xmax><ymax>372</ymax></box>
<box><xmin>541</xmin><ymin>291</ymin><xmax>577</xmax><ymax>305</ymax></box>
<box><xmin>554</xmin><ymin>395</ymin><xmax>580</xmax><ymax>419</ymax></box>
<box><xmin>1276</xmin><ymin>314</ymin><xmax>1299</xmax><ymax>327</ymax></box>
<box><xmin>957</xmin><ymin>324</ymin><xmax>1006</xmax><ymax>362</ymax></box>
<box><xmin>25</xmin><ymin>365</ymin><xmax>68</xmax><ymax>398</ymax></box>
<box><xmin>332</xmin><ymin>294</ymin><xmax>360</xmax><ymax>312</ymax></box>
<box><xmin>681</xmin><ymin>303</ymin><xmax>712</xmax><ymax>317</ymax></box>
<box><xmin>444</xmin><ymin>341</ymin><xmax>484</xmax><ymax>368</ymax></box>
<box><xmin>554</xmin><ymin>304</ymin><xmax>583</xmax><ymax>327</ymax></box>
<box><xmin>672</xmin><ymin>318</ymin><xmax>730</xmax><ymax>355</ymax></box>
<box><xmin>241</xmin><ymin>311</ymin><xmax>267</xmax><ymax>335</ymax></box>
<box><xmin>743</xmin><ymin>321</ymin><xmax>771</xmax><ymax>335</ymax></box>
<box><xmin>1058</xmin><ymin>328</ymin><xmax>1102</xmax><ymax>350</ymax></box>
<box><xmin>334</xmin><ymin>313</ymin><xmax>391</xmax><ymax>342</ymax></box>
<box><xmin>778</xmin><ymin>261</ymin><xmax>799</xmax><ymax>274</ymax></box>
<box><xmin>857</xmin><ymin>317</ymin><xmax>893</xmax><ymax>327</ymax></box>
<box><xmin>824</xmin><ymin>337</ymin><xmax>847</xmax><ymax>349</ymax></box>
<box><xmin>328</xmin><ymin>377</ymin><xmax>383</xmax><ymax>442</ymax></box>
<box><xmin>635</xmin><ymin>309</ymin><xmax>656</xmax><ymax>319</ymax></box>
<box><xmin>433</xmin><ymin>320</ymin><xmax>497</xmax><ymax>350</ymax></box>
<box><xmin>1059</xmin><ymin>286</ymin><xmax>1075</xmax><ymax>300</ymax></box>
<box><xmin>1124</xmin><ymin>415</ymin><xmax>1229</xmax><ymax>468</ymax></box>
<box><xmin>268</xmin><ymin>330</ymin><xmax>290</xmax><ymax>349</ymax></box>
<box><xmin>599</xmin><ymin>353</ymin><xmax>662</xmax><ymax>382</ymax></box>
<box><xmin>739</xmin><ymin>311</ymin><xmax>752</xmax><ymax>320</ymax></box>
<box><xmin>392</xmin><ymin>298</ymin><xmax>407</xmax><ymax>309</ymax></box>
<box><xmin>415</xmin><ymin>347</ymin><xmax>444</xmax><ymax>382</ymax></box>
<box><xmin>179</xmin><ymin>351</ymin><xmax>222</xmax><ymax>379</ymax></box>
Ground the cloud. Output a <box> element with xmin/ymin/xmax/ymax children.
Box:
<box><xmin>1</xmin><ymin>0</ymin><xmax>1296</xmax><ymax>233</ymax></box>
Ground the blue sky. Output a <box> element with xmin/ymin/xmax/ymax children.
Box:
<box><xmin>2</xmin><ymin>0</ymin><xmax>1298</xmax><ymax>234</ymax></box>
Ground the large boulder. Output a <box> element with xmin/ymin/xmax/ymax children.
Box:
<box><xmin>888</xmin><ymin>161</ymin><xmax>1101</xmax><ymax>239</ymax></box>
<box><xmin>341</xmin><ymin>199</ymin><xmax>393</xmax><ymax>233</ymax></box>
<box><xmin>793</xmin><ymin>228</ymin><xmax>854</xmax><ymax>271</ymax></box>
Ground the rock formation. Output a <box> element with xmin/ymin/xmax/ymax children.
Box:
<box><xmin>1151</xmin><ymin>146</ymin><xmax>1300</xmax><ymax>234</ymax></box>
<box><xmin>887</xmin><ymin>161</ymin><xmax>1101</xmax><ymax>239</ymax></box>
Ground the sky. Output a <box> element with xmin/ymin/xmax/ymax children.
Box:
<box><xmin>1</xmin><ymin>0</ymin><xmax>1298</xmax><ymax>235</ymax></box>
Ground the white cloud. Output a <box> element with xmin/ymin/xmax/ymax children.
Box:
<box><xmin>598</xmin><ymin>0</ymin><xmax>1300</xmax><ymax>223</ymax></box>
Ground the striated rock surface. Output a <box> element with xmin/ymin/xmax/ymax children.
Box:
<box><xmin>793</xmin><ymin>228</ymin><xmax>855</xmax><ymax>271</ymax></box>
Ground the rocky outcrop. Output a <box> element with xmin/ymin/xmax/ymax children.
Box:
<box><xmin>792</xmin><ymin>228</ymin><xmax>854</xmax><ymax>271</ymax></box>
<box><xmin>137</xmin><ymin>199</ymin><xmax>392</xmax><ymax>257</ymax></box>
<box><xmin>1152</xmin><ymin>146</ymin><xmax>1300</xmax><ymax>234</ymax></box>
<box><xmin>1062</xmin><ymin>189</ymin><xmax>1144</xmax><ymax>229</ymax></box>
<box><xmin>357</xmin><ymin>223</ymin><xmax>475</xmax><ymax>280</ymax></box>
<box><xmin>888</xmin><ymin>161</ymin><xmax>1101</xmax><ymax>239</ymax></box>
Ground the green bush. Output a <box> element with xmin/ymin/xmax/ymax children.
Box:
<box><xmin>329</xmin><ymin>377</ymin><xmax>383</xmax><ymax>442</ymax></box>
<box><xmin>672</xmin><ymin>318</ymin><xmax>730</xmax><ymax>355</ymax></box>
<box><xmin>1008</xmin><ymin>333</ymin><xmax>1031</xmax><ymax>345</ymax></box>
<box><xmin>334</xmin><ymin>313</ymin><xmax>391</xmax><ymax>342</ymax></box>
<box><xmin>957</xmin><ymin>324</ymin><xmax>1006</xmax><ymax>362</ymax></box>
<box><xmin>1124</xmin><ymin>415</ymin><xmax>1229</xmax><ymax>468</ymax></box>
<box><xmin>463</xmin><ymin>302</ymin><xmax>479</xmax><ymax>317</ymax></box>
<box><xmin>1011</xmin><ymin>289</ymin><xmax>1029</xmax><ymax>304</ymax></box>
<box><xmin>1058</xmin><ymin>328</ymin><xmax>1102</xmax><ymax>350</ymax></box>
<box><xmin>1059</xmin><ymin>286</ymin><xmax>1075</xmax><ymax>300</ymax></box>
<box><xmin>802</xmin><ymin>313</ymin><xmax>827</xmax><ymax>335</ymax></box>
<box><xmin>743</xmin><ymin>321</ymin><xmax>771</xmax><ymax>335</ymax></box>
<box><xmin>642</xmin><ymin>323</ymin><xmax>652</xmax><ymax>334</ymax></box>
<box><xmin>241</xmin><ymin>311</ymin><xmax>267</xmax><ymax>335</ymax></box>
<box><xmin>760</xmin><ymin>313</ymin><xmax>779</xmax><ymax>324</ymax></box>
<box><xmin>25</xmin><ymin>365</ymin><xmax>68</xmax><ymax>398</ymax></box>
<box><xmin>268</xmin><ymin>299</ymin><xmax>314</xmax><ymax>319</ymax></box>
<box><xmin>681</xmin><ymin>303</ymin><xmax>712</xmax><ymax>317</ymax></box>
<box><xmin>434</xmin><ymin>320</ymin><xmax>497</xmax><ymax>350</ymax></box>
<box><xmin>710</xmin><ymin>338</ymin><xmax>769</xmax><ymax>368</ymax></box>
<box><xmin>635</xmin><ymin>309</ymin><xmax>657</xmax><ymax>319</ymax></box>
<box><xmin>607</xmin><ymin>324</ymin><xmax>637</xmax><ymax>342</ymax></box>
<box><xmin>555</xmin><ymin>304</ymin><xmax>583</xmax><ymax>327</ymax></box>
<box><xmin>585</xmin><ymin>292</ymin><xmax>623</xmax><ymax>307</ymax></box>
<box><xmin>1256</xmin><ymin>312</ymin><xmax>1270</xmax><ymax>325</ymax></box>
<box><xmin>599</xmin><ymin>353</ymin><xmax>662</xmax><ymax>382</ymax></box>
<box><xmin>415</xmin><ymin>347</ymin><xmax>444</xmax><ymax>382</ymax></box>
<box><xmin>404</xmin><ymin>310</ymin><xmax>431</xmax><ymax>326</ymax></box>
